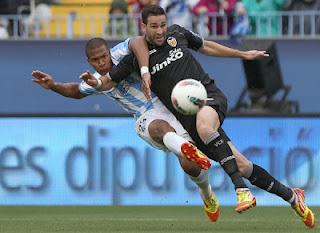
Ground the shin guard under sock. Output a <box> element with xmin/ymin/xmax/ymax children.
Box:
<box><xmin>206</xmin><ymin>132</ymin><xmax>247</xmax><ymax>189</ymax></box>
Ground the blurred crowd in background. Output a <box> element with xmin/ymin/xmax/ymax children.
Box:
<box><xmin>0</xmin><ymin>0</ymin><xmax>320</xmax><ymax>39</ymax></box>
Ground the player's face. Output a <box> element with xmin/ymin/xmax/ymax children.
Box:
<box><xmin>142</xmin><ymin>15</ymin><xmax>167</xmax><ymax>46</ymax></box>
<box><xmin>87</xmin><ymin>45</ymin><xmax>112</xmax><ymax>75</ymax></box>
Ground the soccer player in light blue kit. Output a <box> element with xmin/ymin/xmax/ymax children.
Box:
<box><xmin>32</xmin><ymin>37</ymin><xmax>219</xmax><ymax>221</ymax></box>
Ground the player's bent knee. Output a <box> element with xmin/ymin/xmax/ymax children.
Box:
<box><xmin>229</xmin><ymin>143</ymin><xmax>252</xmax><ymax>176</ymax></box>
<box><xmin>148</xmin><ymin>119</ymin><xmax>175</xmax><ymax>144</ymax></box>
<box><xmin>234</xmin><ymin>154</ymin><xmax>253</xmax><ymax>177</ymax></box>
<box><xmin>237</xmin><ymin>163</ymin><xmax>249</xmax><ymax>176</ymax></box>
<box><xmin>196</xmin><ymin>123</ymin><xmax>212</xmax><ymax>140</ymax></box>
<box><xmin>196</xmin><ymin>108</ymin><xmax>220</xmax><ymax>141</ymax></box>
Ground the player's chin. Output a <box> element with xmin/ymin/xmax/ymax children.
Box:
<box><xmin>154</xmin><ymin>38</ymin><xmax>165</xmax><ymax>46</ymax></box>
<box><xmin>98</xmin><ymin>67</ymin><xmax>109</xmax><ymax>75</ymax></box>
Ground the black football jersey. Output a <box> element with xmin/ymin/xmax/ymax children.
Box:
<box><xmin>110</xmin><ymin>24</ymin><xmax>223</xmax><ymax>117</ymax></box>
<box><xmin>109</xmin><ymin>25</ymin><xmax>228</xmax><ymax>154</ymax></box>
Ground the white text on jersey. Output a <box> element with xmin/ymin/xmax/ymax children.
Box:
<box><xmin>151</xmin><ymin>48</ymin><xmax>183</xmax><ymax>75</ymax></box>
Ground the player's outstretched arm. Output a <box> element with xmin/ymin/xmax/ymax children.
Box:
<box><xmin>31</xmin><ymin>70</ymin><xmax>85</xmax><ymax>99</ymax></box>
<box><xmin>79</xmin><ymin>71</ymin><xmax>115</xmax><ymax>91</ymax></box>
<box><xmin>199</xmin><ymin>40</ymin><xmax>269</xmax><ymax>60</ymax></box>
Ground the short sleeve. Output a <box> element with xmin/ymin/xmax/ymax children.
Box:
<box><xmin>173</xmin><ymin>24</ymin><xmax>203</xmax><ymax>50</ymax></box>
<box><xmin>110</xmin><ymin>38</ymin><xmax>131</xmax><ymax>65</ymax></box>
<box><xmin>109</xmin><ymin>54</ymin><xmax>138</xmax><ymax>83</ymax></box>
<box><xmin>79</xmin><ymin>72</ymin><xmax>101</xmax><ymax>95</ymax></box>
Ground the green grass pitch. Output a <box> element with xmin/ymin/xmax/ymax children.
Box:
<box><xmin>0</xmin><ymin>206</ymin><xmax>318</xmax><ymax>233</ymax></box>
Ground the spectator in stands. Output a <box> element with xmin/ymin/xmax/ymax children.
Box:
<box><xmin>230</xmin><ymin>2</ymin><xmax>250</xmax><ymax>44</ymax></box>
<box><xmin>128</xmin><ymin>0</ymin><xmax>160</xmax><ymax>34</ymax></box>
<box><xmin>108</xmin><ymin>0</ymin><xmax>130</xmax><ymax>37</ymax></box>
<box><xmin>283</xmin><ymin>0</ymin><xmax>320</xmax><ymax>35</ymax></box>
<box><xmin>241</xmin><ymin>0</ymin><xmax>289</xmax><ymax>37</ymax></box>
<box><xmin>191</xmin><ymin>0</ymin><xmax>238</xmax><ymax>37</ymax></box>
<box><xmin>0</xmin><ymin>0</ymin><xmax>53</xmax><ymax>37</ymax></box>
<box><xmin>0</xmin><ymin>19</ymin><xmax>9</xmax><ymax>39</ymax></box>
<box><xmin>0</xmin><ymin>0</ymin><xmax>23</xmax><ymax>36</ymax></box>
<box><xmin>160</xmin><ymin>0</ymin><xmax>197</xmax><ymax>29</ymax></box>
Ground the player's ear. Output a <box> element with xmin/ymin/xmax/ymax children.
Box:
<box><xmin>141</xmin><ymin>23</ymin><xmax>147</xmax><ymax>34</ymax></box>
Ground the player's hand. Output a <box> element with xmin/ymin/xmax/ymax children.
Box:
<box><xmin>31</xmin><ymin>70</ymin><xmax>55</xmax><ymax>89</ymax></box>
<box><xmin>142</xmin><ymin>72</ymin><xmax>152</xmax><ymax>100</ymax></box>
<box><xmin>79</xmin><ymin>71</ymin><xmax>97</xmax><ymax>87</ymax></box>
<box><xmin>242</xmin><ymin>50</ymin><xmax>269</xmax><ymax>60</ymax></box>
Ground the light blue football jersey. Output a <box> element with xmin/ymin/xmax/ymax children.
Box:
<box><xmin>79</xmin><ymin>39</ymin><xmax>158</xmax><ymax>119</ymax></box>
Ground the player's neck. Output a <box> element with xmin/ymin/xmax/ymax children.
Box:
<box><xmin>144</xmin><ymin>35</ymin><xmax>158</xmax><ymax>48</ymax></box>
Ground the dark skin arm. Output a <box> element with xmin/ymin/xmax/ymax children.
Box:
<box><xmin>31</xmin><ymin>70</ymin><xmax>85</xmax><ymax>99</ymax></box>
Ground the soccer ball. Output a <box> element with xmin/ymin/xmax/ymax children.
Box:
<box><xmin>171</xmin><ymin>79</ymin><xmax>207</xmax><ymax>115</ymax></box>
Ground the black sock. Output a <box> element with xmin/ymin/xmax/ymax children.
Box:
<box><xmin>224</xmin><ymin>159</ymin><xmax>248</xmax><ymax>190</ymax></box>
<box><xmin>207</xmin><ymin>133</ymin><xmax>247</xmax><ymax>189</ymax></box>
<box><xmin>248</xmin><ymin>164</ymin><xmax>293</xmax><ymax>201</ymax></box>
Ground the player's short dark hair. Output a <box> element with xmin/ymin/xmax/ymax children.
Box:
<box><xmin>85</xmin><ymin>37</ymin><xmax>109</xmax><ymax>58</ymax></box>
<box><xmin>141</xmin><ymin>5</ymin><xmax>166</xmax><ymax>24</ymax></box>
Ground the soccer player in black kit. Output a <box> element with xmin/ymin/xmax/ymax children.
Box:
<box><xmin>86</xmin><ymin>5</ymin><xmax>315</xmax><ymax>228</ymax></box>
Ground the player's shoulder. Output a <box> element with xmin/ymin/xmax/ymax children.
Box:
<box><xmin>168</xmin><ymin>24</ymin><xmax>198</xmax><ymax>40</ymax></box>
<box><xmin>110</xmin><ymin>38</ymin><xmax>131</xmax><ymax>65</ymax></box>
<box><xmin>167</xmin><ymin>24</ymin><xmax>191</xmax><ymax>43</ymax></box>
<box><xmin>111</xmin><ymin>38</ymin><xmax>130</xmax><ymax>53</ymax></box>
<box><xmin>168</xmin><ymin>24</ymin><xmax>185</xmax><ymax>34</ymax></box>
<box><xmin>92</xmin><ymin>72</ymin><xmax>101</xmax><ymax>79</ymax></box>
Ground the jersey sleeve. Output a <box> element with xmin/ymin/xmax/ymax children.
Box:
<box><xmin>109</xmin><ymin>53</ymin><xmax>139</xmax><ymax>83</ymax></box>
<box><xmin>110</xmin><ymin>38</ymin><xmax>131</xmax><ymax>65</ymax></box>
<box><xmin>79</xmin><ymin>72</ymin><xmax>101</xmax><ymax>95</ymax></box>
<box><xmin>173</xmin><ymin>24</ymin><xmax>204</xmax><ymax>50</ymax></box>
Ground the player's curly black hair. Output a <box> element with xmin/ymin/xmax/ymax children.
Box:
<box><xmin>85</xmin><ymin>38</ymin><xmax>109</xmax><ymax>58</ymax></box>
<box><xmin>141</xmin><ymin>5</ymin><xmax>166</xmax><ymax>24</ymax></box>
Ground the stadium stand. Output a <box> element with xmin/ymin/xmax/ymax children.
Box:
<box><xmin>0</xmin><ymin>0</ymin><xmax>319</xmax><ymax>39</ymax></box>
<box><xmin>36</xmin><ymin>0</ymin><xmax>112</xmax><ymax>38</ymax></box>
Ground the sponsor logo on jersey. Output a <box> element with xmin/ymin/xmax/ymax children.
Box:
<box><xmin>151</xmin><ymin>48</ymin><xmax>183</xmax><ymax>75</ymax></box>
<box><xmin>167</xmin><ymin>37</ymin><xmax>177</xmax><ymax>47</ymax></box>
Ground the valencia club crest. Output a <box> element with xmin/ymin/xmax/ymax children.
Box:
<box><xmin>167</xmin><ymin>37</ymin><xmax>177</xmax><ymax>47</ymax></box>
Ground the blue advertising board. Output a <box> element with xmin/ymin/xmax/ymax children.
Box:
<box><xmin>1</xmin><ymin>39</ymin><xmax>320</xmax><ymax>113</ymax></box>
<box><xmin>0</xmin><ymin>117</ymin><xmax>319</xmax><ymax>206</ymax></box>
